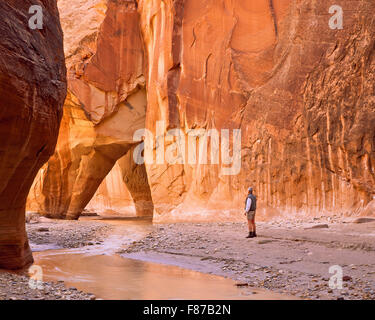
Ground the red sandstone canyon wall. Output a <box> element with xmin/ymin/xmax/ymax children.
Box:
<box><xmin>138</xmin><ymin>0</ymin><xmax>375</xmax><ymax>220</ymax></box>
<box><xmin>27</xmin><ymin>0</ymin><xmax>153</xmax><ymax>219</ymax></box>
<box><xmin>0</xmin><ymin>0</ymin><xmax>66</xmax><ymax>269</ymax></box>
<box><xmin>28</xmin><ymin>0</ymin><xmax>374</xmax><ymax>222</ymax></box>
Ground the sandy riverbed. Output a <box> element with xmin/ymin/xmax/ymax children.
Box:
<box><xmin>1</xmin><ymin>214</ymin><xmax>374</xmax><ymax>300</ymax></box>
<box><xmin>122</xmin><ymin>216</ymin><xmax>375</xmax><ymax>300</ymax></box>
<box><xmin>27</xmin><ymin>215</ymin><xmax>114</xmax><ymax>250</ymax></box>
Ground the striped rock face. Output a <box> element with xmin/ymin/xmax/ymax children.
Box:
<box><xmin>0</xmin><ymin>0</ymin><xmax>66</xmax><ymax>269</ymax></box>
<box><xmin>27</xmin><ymin>0</ymin><xmax>375</xmax><ymax>223</ymax></box>
<box><xmin>138</xmin><ymin>0</ymin><xmax>375</xmax><ymax>220</ymax></box>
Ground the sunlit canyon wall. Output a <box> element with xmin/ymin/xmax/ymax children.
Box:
<box><xmin>137</xmin><ymin>0</ymin><xmax>374</xmax><ymax>220</ymax></box>
<box><xmin>27</xmin><ymin>0</ymin><xmax>153</xmax><ymax>219</ymax></box>
<box><xmin>28</xmin><ymin>0</ymin><xmax>375</xmax><ymax>222</ymax></box>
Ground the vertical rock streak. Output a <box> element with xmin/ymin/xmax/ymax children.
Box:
<box><xmin>268</xmin><ymin>0</ymin><xmax>278</xmax><ymax>37</ymax></box>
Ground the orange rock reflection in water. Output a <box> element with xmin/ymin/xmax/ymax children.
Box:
<box><xmin>34</xmin><ymin>251</ymin><xmax>292</xmax><ymax>300</ymax></box>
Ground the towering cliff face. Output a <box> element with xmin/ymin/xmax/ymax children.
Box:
<box><xmin>28</xmin><ymin>0</ymin><xmax>154</xmax><ymax>219</ymax></box>
<box><xmin>138</xmin><ymin>0</ymin><xmax>375</xmax><ymax>220</ymax></box>
<box><xmin>28</xmin><ymin>0</ymin><xmax>374</xmax><ymax>221</ymax></box>
<box><xmin>0</xmin><ymin>0</ymin><xmax>66</xmax><ymax>269</ymax></box>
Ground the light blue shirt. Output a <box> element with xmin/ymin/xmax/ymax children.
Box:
<box><xmin>245</xmin><ymin>197</ymin><xmax>252</xmax><ymax>212</ymax></box>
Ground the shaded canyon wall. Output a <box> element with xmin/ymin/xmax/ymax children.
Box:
<box><xmin>0</xmin><ymin>0</ymin><xmax>66</xmax><ymax>268</ymax></box>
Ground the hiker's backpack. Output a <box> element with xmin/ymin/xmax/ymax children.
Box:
<box><xmin>245</xmin><ymin>194</ymin><xmax>257</xmax><ymax>211</ymax></box>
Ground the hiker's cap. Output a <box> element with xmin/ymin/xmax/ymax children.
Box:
<box><xmin>248</xmin><ymin>187</ymin><xmax>253</xmax><ymax>192</ymax></box>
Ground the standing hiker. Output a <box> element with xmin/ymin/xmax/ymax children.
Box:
<box><xmin>244</xmin><ymin>187</ymin><xmax>257</xmax><ymax>238</ymax></box>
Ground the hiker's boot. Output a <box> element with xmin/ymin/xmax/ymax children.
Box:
<box><xmin>252</xmin><ymin>232</ymin><xmax>257</xmax><ymax>238</ymax></box>
<box><xmin>246</xmin><ymin>232</ymin><xmax>253</xmax><ymax>238</ymax></box>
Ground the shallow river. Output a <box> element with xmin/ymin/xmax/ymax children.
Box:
<box><xmin>32</xmin><ymin>219</ymin><xmax>290</xmax><ymax>300</ymax></box>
